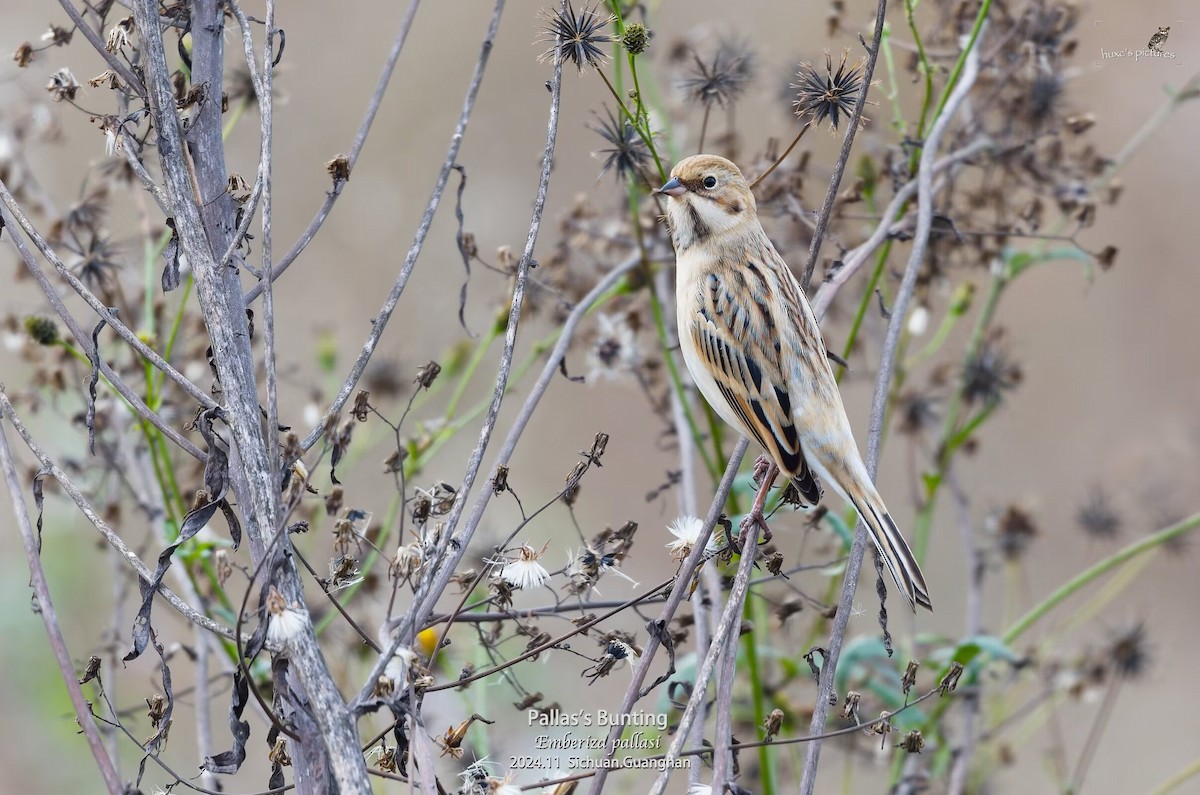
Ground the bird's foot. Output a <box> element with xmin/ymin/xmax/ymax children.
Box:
<box><xmin>751</xmin><ymin>454</ymin><xmax>773</xmax><ymax>487</ymax></box>
<box><xmin>735</xmin><ymin>460</ymin><xmax>779</xmax><ymax>553</ymax></box>
<box><xmin>736</xmin><ymin>508</ymin><xmax>773</xmax><ymax>551</ymax></box>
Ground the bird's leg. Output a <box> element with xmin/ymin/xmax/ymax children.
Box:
<box><xmin>738</xmin><ymin>461</ymin><xmax>779</xmax><ymax>550</ymax></box>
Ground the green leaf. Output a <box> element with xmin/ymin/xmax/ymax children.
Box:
<box><xmin>931</xmin><ymin>634</ymin><xmax>1017</xmax><ymax>685</ymax></box>
<box><xmin>921</xmin><ymin>471</ymin><xmax>942</xmax><ymax>496</ymax></box>
<box><xmin>822</xmin><ymin>508</ymin><xmax>855</xmax><ymax>549</ymax></box>
<box><xmin>1004</xmin><ymin>245</ymin><xmax>1094</xmax><ymax>282</ymax></box>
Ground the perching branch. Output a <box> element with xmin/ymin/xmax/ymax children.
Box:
<box><xmin>797</xmin><ymin>28</ymin><xmax>984</xmax><ymax>794</ymax></box>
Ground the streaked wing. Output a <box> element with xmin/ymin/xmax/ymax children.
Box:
<box><xmin>688</xmin><ymin>264</ymin><xmax>821</xmax><ymax>504</ymax></box>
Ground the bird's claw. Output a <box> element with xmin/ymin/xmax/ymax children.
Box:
<box><xmin>736</xmin><ymin>510</ymin><xmax>773</xmax><ymax>552</ymax></box>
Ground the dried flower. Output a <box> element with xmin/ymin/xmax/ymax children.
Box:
<box><xmin>1077</xmin><ymin>487</ymin><xmax>1121</xmax><ymax>539</ymax></box>
<box><xmin>538</xmin><ymin>2</ymin><xmax>615</xmax><ymax>72</ymax></box>
<box><xmin>895</xmin><ymin>390</ymin><xmax>939</xmax><ymax>437</ymax></box>
<box><xmin>763</xmin><ymin>708</ymin><xmax>785</xmax><ymax>741</ymax></box>
<box><xmin>961</xmin><ymin>333</ymin><xmax>1022</xmax><ymax>406</ymax></box>
<box><xmin>1020</xmin><ymin>72</ymin><xmax>1065</xmax><ymax>130</ymax></box>
<box><xmin>414</xmin><ymin>360</ymin><xmax>441</xmax><ymax>390</ymax></box>
<box><xmin>12</xmin><ymin>42</ymin><xmax>33</xmax><ymax>68</ymax></box>
<box><xmin>41</xmin><ymin>25</ymin><xmax>72</xmax><ymax>46</ymax></box>
<box><xmin>591</xmin><ymin>106</ymin><xmax>651</xmax><ymax>183</ymax></box>
<box><xmin>106</xmin><ymin>17</ymin><xmax>135</xmax><ymax>54</ymax></box>
<box><xmin>265</xmin><ymin>585</ymin><xmax>309</xmax><ymax>647</ymax></box>
<box><xmin>326</xmin><ymin>154</ymin><xmax>350</xmax><ymax>182</ymax></box>
<box><xmin>390</xmin><ymin>541</ymin><xmax>423</xmax><ymax>583</ymax></box>
<box><xmin>989</xmin><ymin>504</ymin><xmax>1039</xmax><ymax>560</ymax></box>
<box><xmin>1107</xmin><ymin>622</ymin><xmax>1150</xmax><ymax>680</ymax></box>
<box><xmin>46</xmin><ymin>68</ymin><xmax>79</xmax><ymax>102</ymax></box>
<box><xmin>583</xmin><ymin>639</ymin><xmax>640</xmax><ymax>683</ymax></box>
<box><xmin>495</xmin><ymin>544</ymin><xmax>550</xmax><ymax>590</ymax></box>
<box><xmin>897</xmin><ymin>729</ymin><xmax>925</xmax><ymax>753</ymax></box>
<box><xmin>69</xmin><ymin>232</ymin><xmax>123</xmax><ymax>288</ymax></box>
<box><xmin>679</xmin><ymin>39</ymin><xmax>756</xmax><ymax>109</ymax></box>
<box><xmin>793</xmin><ymin>50</ymin><xmax>867</xmax><ymax>130</ymax></box>
<box><xmin>665</xmin><ymin>515</ymin><xmax>726</xmax><ymax>560</ymax></box>
<box><xmin>586</xmin><ymin>312</ymin><xmax>640</xmax><ymax>382</ymax></box>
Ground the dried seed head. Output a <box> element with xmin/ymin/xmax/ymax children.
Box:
<box><xmin>414</xmin><ymin>360</ymin><xmax>441</xmax><ymax>390</ymax></box>
<box><xmin>679</xmin><ymin>39</ymin><xmax>756</xmax><ymax>109</ymax></box>
<box><xmin>326</xmin><ymin>154</ymin><xmax>350</xmax><ymax>182</ymax></box>
<box><xmin>537</xmin><ymin>2</ymin><xmax>615</xmax><ymax>72</ymax></box>
<box><xmin>793</xmin><ymin>50</ymin><xmax>868</xmax><ymax>131</ymax></box>
<box><xmin>763</xmin><ymin>708</ymin><xmax>785</xmax><ymax>740</ymax></box>
<box><xmin>46</xmin><ymin>68</ymin><xmax>80</xmax><ymax>102</ymax></box>
<box><xmin>841</xmin><ymin>690</ymin><xmax>861</xmax><ymax>721</ymax></box>
<box><xmin>1107</xmin><ymin>622</ymin><xmax>1150</xmax><ymax>680</ymax></box>
<box><xmin>895</xmin><ymin>389</ymin><xmax>939</xmax><ymax>437</ymax></box>
<box><xmin>1077</xmin><ymin>487</ymin><xmax>1121</xmax><ymax>539</ymax></box>
<box><xmin>897</xmin><ymin>729</ymin><xmax>925</xmax><ymax>753</ymax></box>
<box><xmin>591</xmin><ymin>106</ymin><xmax>652</xmax><ymax>183</ymax></box>
<box><xmin>989</xmin><ymin>504</ymin><xmax>1039</xmax><ymax>560</ymax></box>
<box><xmin>961</xmin><ymin>331</ymin><xmax>1022</xmax><ymax>406</ymax></box>
<box><xmin>12</xmin><ymin>42</ymin><xmax>34</xmax><ymax>68</ymax></box>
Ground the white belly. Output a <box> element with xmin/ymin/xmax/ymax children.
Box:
<box><xmin>675</xmin><ymin>259</ymin><xmax>755</xmax><ymax>443</ymax></box>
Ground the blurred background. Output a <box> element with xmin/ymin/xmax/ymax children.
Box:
<box><xmin>1</xmin><ymin>1</ymin><xmax>1198</xmax><ymax>792</ymax></box>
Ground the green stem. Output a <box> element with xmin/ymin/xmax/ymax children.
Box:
<box><xmin>879</xmin><ymin>25</ymin><xmax>907</xmax><ymax>134</ymax></box>
<box><xmin>1149</xmin><ymin>756</ymin><xmax>1200</xmax><ymax>795</ymax></box>
<box><xmin>911</xmin><ymin>268</ymin><xmax>1005</xmax><ymax>562</ymax></box>
<box><xmin>444</xmin><ymin>320</ymin><xmax>502</xmax><ymax>421</ymax></box>
<box><xmin>153</xmin><ymin>275</ymin><xmax>193</xmax><ymax>393</ymax></box>
<box><xmin>905</xmin><ymin>0</ymin><xmax>935</xmax><ymax>139</ymax></box>
<box><xmin>596</xmin><ymin>68</ymin><xmax>666</xmax><ymax>181</ymax></box>
<box><xmin>1002</xmin><ymin>512</ymin><xmax>1200</xmax><ymax>644</ymax></box>
<box><xmin>835</xmin><ymin>242</ymin><xmax>891</xmax><ymax>383</ymax></box>
<box><xmin>928</xmin><ymin>0</ymin><xmax>992</xmax><ymax>129</ymax></box>
<box><xmin>744</xmin><ymin>594</ymin><xmax>776</xmax><ymax>795</ymax></box>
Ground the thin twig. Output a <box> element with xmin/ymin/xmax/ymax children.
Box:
<box><xmin>0</xmin><ymin>186</ymin><xmax>213</xmax><ymax>459</ymax></box>
<box><xmin>798</xmin><ymin>28</ymin><xmax>984</xmax><ymax>795</ymax></box>
<box><xmin>0</xmin><ymin>411</ymin><xmax>123</xmax><ymax>795</ymax></box>
<box><xmin>0</xmin><ymin>390</ymin><xmax>242</xmax><ymax>642</ymax></box>
<box><xmin>259</xmin><ymin>0</ymin><xmax>282</xmax><ymax>526</ymax></box>
<box><xmin>242</xmin><ymin>0</ymin><xmax>423</xmax><ymax>294</ymax></box>
<box><xmin>587</xmin><ymin>437</ymin><xmax>749</xmax><ymax>795</ymax></box>
<box><xmin>946</xmin><ymin>468</ymin><xmax>983</xmax><ymax>795</ymax></box>
<box><xmin>385</xmin><ymin>251</ymin><xmax>642</xmax><ymax>660</ymax></box>
<box><xmin>131</xmin><ymin>2</ymin><xmax>370</xmax><ymax>787</ymax></box>
<box><xmin>296</xmin><ymin>0</ymin><xmax>503</xmax><ymax>454</ymax></box>
<box><xmin>194</xmin><ymin>629</ymin><xmax>219</xmax><ymax>792</ymax></box>
<box><xmin>55</xmin><ymin>0</ymin><xmax>146</xmax><ymax>95</ymax></box>
<box><xmin>810</xmin><ymin>140</ymin><xmax>992</xmax><ymax>320</ymax></box>
<box><xmin>650</xmin><ymin>502</ymin><xmax>760</xmax><ymax>795</ymax></box>
<box><xmin>800</xmin><ymin>0</ymin><xmax>889</xmax><ymax>291</ymax></box>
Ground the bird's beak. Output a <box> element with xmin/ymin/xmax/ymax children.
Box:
<box><xmin>657</xmin><ymin>177</ymin><xmax>687</xmax><ymax>196</ymax></box>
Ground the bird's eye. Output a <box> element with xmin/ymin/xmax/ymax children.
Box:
<box><xmin>702</xmin><ymin>176</ymin><xmax>717</xmax><ymax>189</ymax></box>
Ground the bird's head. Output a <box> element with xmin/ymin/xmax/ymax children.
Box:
<box><xmin>658</xmin><ymin>154</ymin><xmax>756</xmax><ymax>251</ymax></box>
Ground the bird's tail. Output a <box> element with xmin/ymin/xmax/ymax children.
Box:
<box><xmin>847</xmin><ymin>480</ymin><xmax>932</xmax><ymax>612</ymax></box>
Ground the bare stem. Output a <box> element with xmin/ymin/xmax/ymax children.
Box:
<box><xmin>797</xmin><ymin>27</ymin><xmax>984</xmax><ymax>795</ymax></box>
<box><xmin>800</xmin><ymin>0</ymin><xmax>889</xmax><ymax>292</ymax></box>
<box><xmin>297</xmin><ymin>0</ymin><xmax>505</xmax><ymax>454</ymax></box>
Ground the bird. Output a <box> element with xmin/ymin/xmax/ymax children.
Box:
<box><xmin>1147</xmin><ymin>26</ymin><xmax>1169</xmax><ymax>53</ymax></box>
<box><xmin>658</xmin><ymin>154</ymin><xmax>932</xmax><ymax>611</ymax></box>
